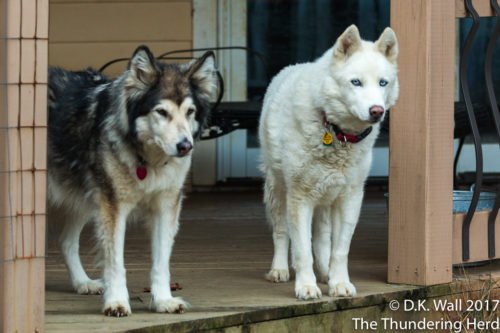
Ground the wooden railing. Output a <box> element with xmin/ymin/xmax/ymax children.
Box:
<box><xmin>389</xmin><ymin>0</ymin><xmax>500</xmax><ymax>285</ymax></box>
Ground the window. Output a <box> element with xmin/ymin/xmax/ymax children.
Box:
<box><xmin>247</xmin><ymin>0</ymin><xmax>390</xmax><ymax>101</ymax></box>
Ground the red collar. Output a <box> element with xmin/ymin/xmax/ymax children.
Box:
<box><xmin>322</xmin><ymin>112</ymin><xmax>372</xmax><ymax>144</ymax></box>
<box><xmin>135</xmin><ymin>153</ymin><xmax>169</xmax><ymax>180</ymax></box>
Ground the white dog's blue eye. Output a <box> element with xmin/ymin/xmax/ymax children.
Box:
<box><xmin>351</xmin><ymin>79</ymin><xmax>362</xmax><ymax>87</ymax></box>
<box><xmin>379</xmin><ymin>79</ymin><xmax>388</xmax><ymax>87</ymax></box>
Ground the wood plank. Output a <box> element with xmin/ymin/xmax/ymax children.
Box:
<box><xmin>43</xmin><ymin>192</ymin><xmax>390</xmax><ymax>332</ymax></box>
<box><xmin>0</xmin><ymin>37</ymin><xmax>6</xmax><ymax>126</ymax></box>
<box><xmin>1</xmin><ymin>259</ymin><xmax>45</xmax><ymax>333</ymax></box>
<box><xmin>49</xmin><ymin>41</ymin><xmax>192</xmax><ymax>76</ymax></box>
<box><xmin>388</xmin><ymin>0</ymin><xmax>455</xmax><ymax>285</ymax></box>
<box><xmin>0</xmin><ymin>261</ymin><xmax>15</xmax><ymax>333</ymax></box>
<box><xmin>5</xmin><ymin>0</ymin><xmax>21</xmax><ymax>38</ymax></box>
<box><xmin>44</xmin><ymin>191</ymin><xmax>500</xmax><ymax>332</ymax></box>
<box><xmin>0</xmin><ymin>116</ymin><xmax>10</xmax><ymax>262</ymax></box>
<box><xmin>21</xmin><ymin>39</ymin><xmax>36</xmax><ymax>83</ymax></box>
<box><xmin>453</xmin><ymin>211</ymin><xmax>500</xmax><ymax>264</ymax></box>
<box><xmin>0</xmin><ymin>83</ymin><xmax>12</xmax><ymax>272</ymax></box>
<box><xmin>34</xmin><ymin>84</ymin><xmax>48</xmax><ymax>126</ymax></box>
<box><xmin>20</xmin><ymin>85</ymin><xmax>35</xmax><ymax>127</ymax></box>
<box><xmin>6</xmin><ymin>39</ymin><xmax>20</xmax><ymax>84</ymax></box>
<box><xmin>36</xmin><ymin>40</ymin><xmax>49</xmax><ymax>84</ymax></box>
<box><xmin>455</xmin><ymin>0</ymin><xmax>496</xmax><ymax>17</ymax></box>
<box><xmin>21</xmin><ymin>0</ymin><xmax>37</xmax><ymax>38</ymax></box>
<box><xmin>49</xmin><ymin>2</ymin><xmax>192</xmax><ymax>42</ymax></box>
<box><xmin>36</xmin><ymin>0</ymin><xmax>49</xmax><ymax>39</ymax></box>
<box><xmin>0</xmin><ymin>0</ymin><xmax>6</xmax><ymax>38</ymax></box>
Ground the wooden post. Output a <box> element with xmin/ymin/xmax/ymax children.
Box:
<box><xmin>388</xmin><ymin>0</ymin><xmax>455</xmax><ymax>285</ymax></box>
<box><xmin>0</xmin><ymin>0</ymin><xmax>48</xmax><ymax>332</ymax></box>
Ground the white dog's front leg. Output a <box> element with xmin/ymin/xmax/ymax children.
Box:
<box><xmin>328</xmin><ymin>189</ymin><xmax>363</xmax><ymax>297</ymax></box>
<box><xmin>150</xmin><ymin>193</ymin><xmax>188</xmax><ymax>313</ymax></box>
<box><xmin>99</xmin><ymin>200</ymin><xmax>133</xmax><ymax>317</ymax></box>
<box><xmin>287</xmin><ymin>195</ymin><xmax>321</xmax><ymax>300</ymax></box>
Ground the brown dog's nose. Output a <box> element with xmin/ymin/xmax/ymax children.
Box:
<box><xmin>369</xmin><ymin>105</ymin><xmax>384</xmax><ymax>119</ymax></box>
<box><xmin>176</xmin><ymin>139</ymin><xmax>193</xmax><ymax>156</ymax></box>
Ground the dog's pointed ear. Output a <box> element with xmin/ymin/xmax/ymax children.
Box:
<box><xmin>333</xmin><ymin>25</ymin><xmax>362</xmax><ymax>61</ymax></box>
<box><xmin>375</xmin><ymin>27</ymin><xmax>398</xmax><ymax>64</ymax></box>
<box><xmin>126</xmin><ymin>45</ymin><xmax>160</xmax><ymax>89</ymax></box>
<box><xmin>188</xmin><ymin>51</ymin><xmax>219</xmax><ymax>102</ymax></box>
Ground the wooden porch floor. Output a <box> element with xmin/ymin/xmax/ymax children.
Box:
<box><xmin>45</xmin><ymin>190</ymin><xmax>500</xmax><ymax>332</ymax></box>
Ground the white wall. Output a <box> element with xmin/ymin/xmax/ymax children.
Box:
<box><xmin>369</xmin><ymin>141</ymin><xmax>500</xmax><ymax>177</ymax></box>
<box><xmin>454</xmin><ymin>142</ymin><xmax>500</xmax><ymax>173</ymax></box>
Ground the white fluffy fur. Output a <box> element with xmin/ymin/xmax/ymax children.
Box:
<box><xmin>259</xmin><ymin>25</ymin><xmax>399</xmax><ymax>300</ymax></box>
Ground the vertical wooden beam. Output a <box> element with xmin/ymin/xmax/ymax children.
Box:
<box><xmin>0</xmin><ymin>0</ymin><xmax>47</xmax><ymax>332</ymax></box>
<box><xmin>388</xmin><ymin>0</ymin><xmax>455</xmax><ymax>285</ymax></box>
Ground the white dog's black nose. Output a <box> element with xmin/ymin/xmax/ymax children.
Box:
<box><xmin>369</xmin><ymin>105</ymin><xmax>384</xmax><ymax>120</ymax></box>
<box><xmin>176</xmin><ymin>139</ymin><xmax>193</xmax><ymax>156</ymax></box>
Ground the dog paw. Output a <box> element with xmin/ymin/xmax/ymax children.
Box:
<box><xmin>295</xmin><ymin>284</ymin><xmax>322</xmax><ymax>300</ymax></box>
<box><xmin>153</xmin><ymin>297</ymin><xmax>189</xmax><ymax>314</ymax></box>
<box><xmin>328</xmin><ymin>280</ymin><xmax>356</xmax><ymax>297</ymax></box>
<box><xmin>266</xmin><ymin>269</ymin><xmax>290</xmax><ymax>283</ymax></box>
<box><xmin>74</xmin><ymin>279</ymin><xmax>104</xmax><ymax>295</ymax></box>
<box><xmin>103</xmin><ymin>301</ymin><xmax>132</xmax><ymax>317</ymax></box>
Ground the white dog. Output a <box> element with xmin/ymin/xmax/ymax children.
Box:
<box><xmin>259</xmin><ymin>25</ymin><xmax>399</xmax><ymax>300</ymax></box>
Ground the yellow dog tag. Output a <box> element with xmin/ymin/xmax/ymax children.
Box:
<box><xmin>322</xmin><ymin>131</ymin><xmax>333</xmax><ymax>146</ymax></box>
